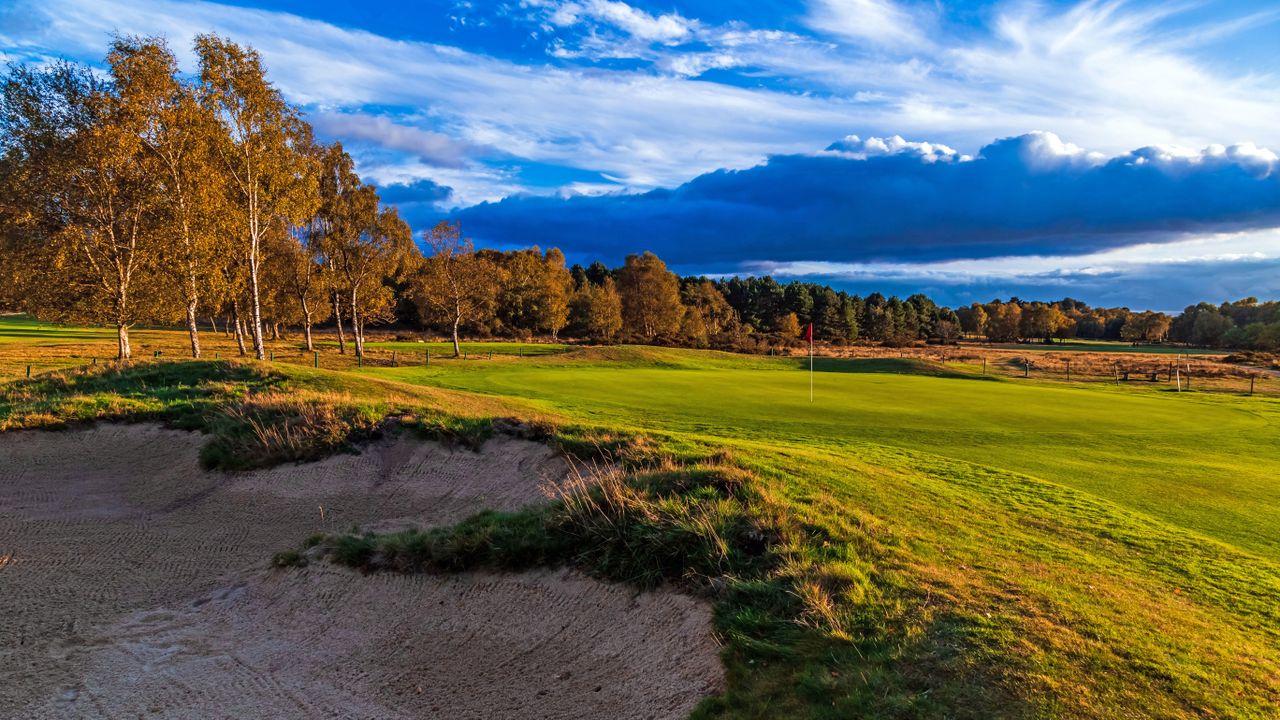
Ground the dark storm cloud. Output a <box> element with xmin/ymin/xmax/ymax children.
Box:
<box><xmin>452</xmin><ymin>132</ymin><xmax>1280</xmax><ymax>265</ymax></box>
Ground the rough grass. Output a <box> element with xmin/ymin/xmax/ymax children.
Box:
<box><xmin>0</xmin><ymin>359</ymin><xmax>506</xmax><ymax>470</ymax></box>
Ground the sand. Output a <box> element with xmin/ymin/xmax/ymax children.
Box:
<box><xmin>0</xmin><ymin>424</ymin><xmax>723</xmax><ymax>719</ymax></box>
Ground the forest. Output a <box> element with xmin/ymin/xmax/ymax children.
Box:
<box><xmin>2</xmin><ymin>35</ymin><xmax>1277</xmax><ymax>360</ymax></box>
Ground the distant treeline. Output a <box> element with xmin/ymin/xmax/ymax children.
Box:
<box><xmin>1</xmin><ymin>35</ymin><xmax>1274</xmax><ymax>358</ymax></box>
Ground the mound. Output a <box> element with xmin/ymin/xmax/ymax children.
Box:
<box><xmin>0</xmin><ymin>424</ymin><xmax>722</xmax><ymax>719</ymax></box>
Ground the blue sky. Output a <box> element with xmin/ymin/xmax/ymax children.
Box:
<box><xmin>4</xmin><ymin>0</ymin><xmax>1280</xmax><ymax>310</ymax></box>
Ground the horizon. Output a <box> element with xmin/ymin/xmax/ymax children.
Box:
<box><xmin>4</xmin><ymin>0</ymin><xmax>1279</xmax><ymax>310</ymax></box>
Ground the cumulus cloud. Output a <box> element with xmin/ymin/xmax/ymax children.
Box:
<box><xmin>825</xmin><ymin>134</ymin><xmax>969</xmax><ymax>162</ymax></box>
<box><xmin>454</xmin><ymin>132</ymin><xmax>1280</xmax><ymax>266</ymax></box>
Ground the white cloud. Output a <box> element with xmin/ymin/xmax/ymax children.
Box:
<box><xmin>6</xmin><ymin>0</ymin><xmax>859</xmax><ymax>194</ymax></box>
<box><xmin>567</xmin><ymin>0</ymin><xmax>694</xmax><ymax>43</ymax></box>
<box><xmin>761</xmin><ymin>228</ymin><xmax>1280</xmax><ymax>285</ymax></box>
<box><xmin>826</xmin><ymin>134</ymin><xmax>967</xmax><ymax>162</ymax></box>
<box><xmin>311</xmin><ymin>113</ymin><xmax>476</xmax><ymax>168</ymax></box>
<box><xmin>805</xmin><ymin>0</ymin><xmax>931</xmax><ymax>49</ymax></box>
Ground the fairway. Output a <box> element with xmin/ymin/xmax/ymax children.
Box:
<box><xmin>377</xmin><ymin>350</ymin><xmax>1280</xmax><ymax>559</ymax></box>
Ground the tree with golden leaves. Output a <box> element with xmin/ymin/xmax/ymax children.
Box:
<box><xmin>412</xmin><ymin>221</ymin><xmax>503</xmax><ymax>356</ymax></box>
<box><xmin>0</xmin><ymin>59</ymin><xmax>165</xmax><ymax>359</ymax></box>
<box><xmin>569</xmin><ymin>275</ymin><xmax>623</xmax><ymax>341</ymax></box>
<box><xmin>196</xmin><ymin>34</ymin><xmax>315</xmax><ymax>360</ymax></box>
<box><xmin>616</xmin><ymin>251</ymin><xmax>684</xmax><ymax>339</ymax></box>
<box><xmin>314</xmin><ymin>142</ymin><xmax>360</xmax><ymax>354</ymax></box>
<box><xmin>110</xmin><ymin>36</ymin><xmax>231</xmax><ymax>358</ymax></box>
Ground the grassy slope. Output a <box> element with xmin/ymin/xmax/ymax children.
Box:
<box><xmin>4</xmin><ymin>320</ymin><xmax>1280</xmax><ymax>717</ymax></box>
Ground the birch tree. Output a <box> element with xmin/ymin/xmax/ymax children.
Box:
<box><xmin>0</xmin><ymin>60</ymin><xmax>162</xmax><ymax>359</ymax></box>
<box><xmin>315</xmin><ymin>143</ymin><xmax>360</xmax><ymax>354</ymax></box>
<box><xmin>616</xmin><ymin>251</ymin><xmax>684</xmax><ymax>339</ymax></box>
<box><xmin>110</xmin><ymin>36</ymin><xmax>228</xmax><ymax>358</ymax></box>
<box><xmin>412</xmin><ymin>221</ymin><xmax>502</xmax><ymax>357</ymax></box>
<box><xmin>334</xmin><ymin>189</ymin><xmax>413</xmax><ymax>356</ymax></box>
<box><xmin>196</xmin><ymin>34</ymin><xmax>313</xmax><ymax>360</ymax></box>
<box><xmin>285</xmin><ymin>192</ymin><xmax>331</xmax><ymax>352</ymax></box>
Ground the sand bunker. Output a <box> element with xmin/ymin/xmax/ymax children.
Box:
<box><xmin>0</xmin><ymin>424</ymin><xmax>722</xmax><ymax>719</ymax></box>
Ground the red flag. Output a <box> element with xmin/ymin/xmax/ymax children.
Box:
<box><xmin>805</xmin><ymin>323</ymin><xmax>813</xmax><ymax>343</ymax></box>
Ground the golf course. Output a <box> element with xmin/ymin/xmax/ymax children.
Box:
<box><xmin>3</xmin><ymin>316</ymin><xmax>1278</xmax><ymax>718</ymax></box>
<box><xmin>7</xmin><ymin>7</ymin><xmax>1280</xmax><ymax>715</ymax></box>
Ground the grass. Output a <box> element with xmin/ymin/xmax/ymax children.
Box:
<box><xmin>373</xmin><ymin>347</ymin><xmax>1280</xmax><ymax>558</ymax></box>
<box><xmin>327</xmin><ymin>339</ymin><xmax>571</xmax><ymax>355</ymax></box>
<box><xmin>0</xmin><ymin>357</ymin><xmax>517</xmax><ymax>469</ymax></box>
<box><xmin>984</xmin><ymin>339</ymin><xmax>1225</xmax><ymax>355</ymax></box>
<box><xmin>0</xmin><ymin>314</ymin><xmax>119</xmax><ymax>344</ymax></box>
<box><xmin>5</xmin><ymin>317</ymin><xmax>1280</xmax><ymax>717</ymax></box>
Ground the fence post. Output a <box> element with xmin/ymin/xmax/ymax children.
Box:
<box><xmin>26</xmin><ymin>364</ymin><xmax>31</xmax><ymax>378</ymax></box>
<box><xmin>1251</xmin><ymin>376</ymin><xmax>1256</xmax><ymax>396</ymax></box>
<box><xmin>314</xmin><ymin>351</ymin><xmax>319</xmax><ymax>368</ymax></box>
<box><xmin>92</xmin><ymin>357</ymin><xmax>97</xmax><ymax>366</ymax></box>
<box><xmin>392</xmin><ymin>350</ymin><xmax>397</xmax><ymax>367</ymax></box>
<box><xmin>270</xmin><ymin>351</ymin><xmax>274</xmax><ymax>361</ymax></box>
<box><xmin>425</xmin><ymin>349</ymin><xmax>430</xmax><ymax>367</ymax></box>
<box><xmin>1024</xmin><ymin>361</ymin><xmax>1029</xmax><ymax>378</ymax></box>
<box><xmin>982</xmin><ymin>357</ymin><xmax>987</xmax><ymax>375</ymax></box>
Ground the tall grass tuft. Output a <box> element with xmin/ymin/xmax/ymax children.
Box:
<box><xmin>200</xmin><ymin>392</ymin><xmax>383</xmax><ymax>470</ymax></box>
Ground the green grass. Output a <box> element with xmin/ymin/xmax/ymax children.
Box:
<box><xmin>6</xmin><ymin>320</ymin><xmax>1280</xmax><ymax>717</ymax></box>
<box><xmin>370</xmin><ymin>348</ymin><xmax>1280</xmax><ymax>559</ymax></box>
<box><xmin>318</xmin><ymin>339</ymin><xmax>570</xmax><ymax>355</ymax></box>
<box><xmin>0</xmin><ymin>314</ymin><xmax>118</xmax><ymax>344</ymax></box>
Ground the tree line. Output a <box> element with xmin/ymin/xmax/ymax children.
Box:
<box><xmin>2</xmin><ymin>36</ymin><xmax>1274</xmax><ymax>359</ymax></box>
<box><xmin>952</xmin><ymin>297</ymin><xmax>1280</xmax><ymax>351</ymax></box>
<box><xmin>1168</xmin><ymin>299</ymin><xmax>1280</xmax><ymax>351</ymax></box>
